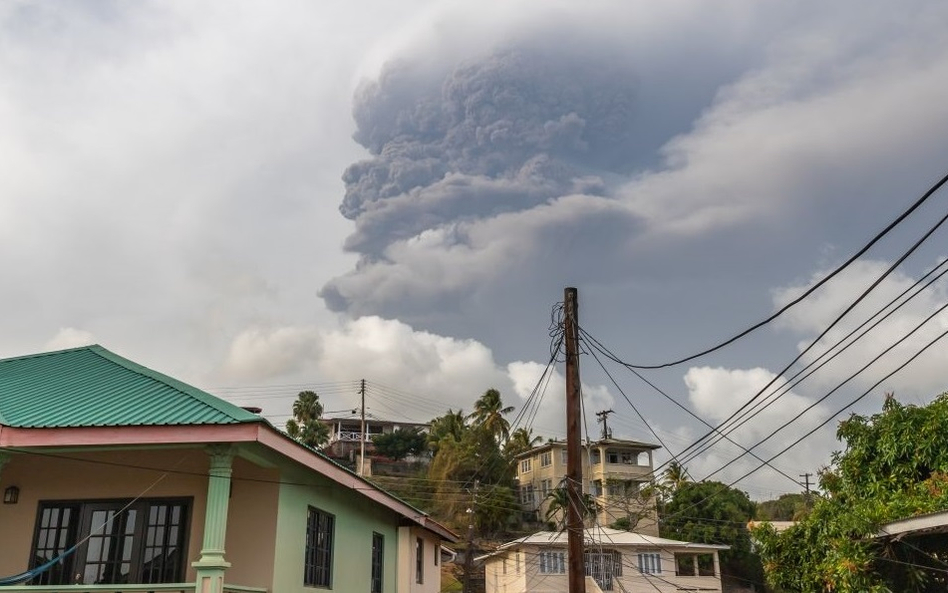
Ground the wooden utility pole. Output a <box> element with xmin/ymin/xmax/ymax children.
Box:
<box><xmin>359</xmin><ymin>379</ymin><xmax>367</xmax><ymax>476</ymax></box>
<box><xmin>800</xmin><ymin>472</ymin><xmax>813</xmax><ymax>507</ymax></box>
<box><xmin>596</xmin><ymin>409</ymin><xmax>614</xmax><ymax>440</ymax></box>
<box><xmin>462</xmin><ymin>479</ymin><xmax>478</xmax><ymax>593</ymax></box>
<box><xmin>564</xmin><ymin>287</ymin><xmax>586</xmax><ymax>593</ymax></box>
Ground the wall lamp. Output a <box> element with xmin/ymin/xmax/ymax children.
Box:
<box><xmin>3</xmin><ymin>485</ymin><xmax>19</xmax><ymax>504</ymax></box>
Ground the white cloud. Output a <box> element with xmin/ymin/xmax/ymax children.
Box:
<box><xmin>43</xmin><ymin>328</ymin><xmax>96</xmax><ymax>351</ymax></box>
<box><xmin>681</xmin><ymin>365</ymin><xmax>835</xmax><ymax>490</ymax></box>
<box><xmin>772</xmin><ymin>259</ymin><xmax>948</xmax><ymax>398</ymax></box>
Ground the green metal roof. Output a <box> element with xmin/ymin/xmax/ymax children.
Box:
<box><xmin>0</xmin><ymin>345</ymin><xmax>264</xmax><ymax>428</ymax></box>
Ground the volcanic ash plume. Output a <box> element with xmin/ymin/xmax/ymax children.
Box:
<box><xmin>321</xmin><ymin>44</ymin><xmax>642</xmax><ymax>317</ymax></box>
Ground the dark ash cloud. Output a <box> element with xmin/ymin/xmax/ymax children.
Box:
<box><xmin>323</xmin><ymin>43</ymin><xmax>644</xmax><ymax>312</ymax></box>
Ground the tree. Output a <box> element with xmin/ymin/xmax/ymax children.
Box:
<box><xmin>428</xmin><ymin>408</ymin><xmax>467</xmax><ymax>456</ymax></box>
<box><xmin>662</xmin><ymin>460</ymin><xmax>691</xmax><ymax>493</ymax></box>
<box><xmin>544</xmin><ymin>486</ymin><xmax>602</xmax><ymax>529</ymax></box>
<box><xmin>755</xmin><ymin>492</ymin><xmax>808</xmax><ymax>521</ymax></box>
<box><xmin>285</xmin><ymin>390</ymin><xmax>330</xmax><ymax>448</ymax></box>
<box><xmin>427</xmin><ymin>421</ymin><xmax>515</xmax><ymax>534</ymax></box>
<box><xmin>754</xmin><ymin>393</ymin><xmax>948</xmax><ymax>592</ymax></box>
<box><xmin>605</xmin><ymin>479</ymin><xmax>657</xmax><ymax>532</ymax></box>
<box><xmin>505</xmin><ymin>427</ymin><xmax>542</xmax><ymax>460</ymax></box>
<box><xmin>662</xmin><ymin>481</ymin><xmax>763</xmax><ymax>588</ymax></box>
<box><xmin>468</xmin><ymin>388</ymin><xmax>514</xmax><ymax>442</ymax></box>
<box><xmin>372</xmin><ymin>428</ymin><xmax>428</xmax><ymax>461</ymax></box>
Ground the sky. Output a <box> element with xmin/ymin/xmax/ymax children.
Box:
<box><xmin>4</xmin><ymin>0</ymin><xmax>948</xmax><ymax>499</ymax></box>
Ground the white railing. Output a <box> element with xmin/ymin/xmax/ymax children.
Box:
<box><xmin>331</xmin><ymin>430</ymin><xmax>372</xmax><ymax>442</ymax></box>
<box><xmin>0</xmin><ymin>584</ymin><xmax>266</xmax><ymax>593</ymax></box>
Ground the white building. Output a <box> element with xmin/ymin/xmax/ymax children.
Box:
<box><xmin>477</xmin><ymin>527</ymin><xmax>727</xmax><ymax>593</ymax></box>
<box><xmin>322</xmin><ymin>412</ymin><xmax>428</xmax><ymax>460</ymax></box>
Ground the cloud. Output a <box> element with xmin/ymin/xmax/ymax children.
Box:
<box><xmin>681</xmin><ymin>365</ymin><xmax>835</xmax><ymax>489</ymax></box>
<box><xmin>772</xmin><ymin>259</ymin><xmax>948</xmax><ymax>398</ymax></box>
<box><xmin>43</xmin><ymin>328</ymin><xmax>96</xmax><ymax>351</ymax></box>
<box><xmin>221</xmin><ymin>315</ymin><xmax>628</xmax><ymax>439</ymax></box>
<box><xmin>321</xmin><ymin>0</ymin><xmax>948</xmax><ymax>372</ymax></box>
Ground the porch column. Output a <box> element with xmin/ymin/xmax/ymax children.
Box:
<box><xmin>713</xmin><ymin>551</ymin><xmax>721</xmax><ymax>580</ymax></box>
<box><xmin>192</xmin><ymin>445</ymin><xmax>235</xmax><ymax>593</ymax></box>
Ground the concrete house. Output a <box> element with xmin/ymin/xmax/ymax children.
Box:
<box><xmin>478</xmin><ymin>527</ymin><xmax>728</xmax><ymax>593</ymax></box>
<box><xmin>0</xmin><ymin>345</ymin><xmax>456</xmax><ymax>593</ymax></box>
<box><xmin>515</xmin><ymin>439</ymin><xmax>661</xmax><ymax>535</ymax></box>
<box><xmin>323</xmin><ymin>413</ymin><xmax>429</xmax><ymax>462</ymax></box>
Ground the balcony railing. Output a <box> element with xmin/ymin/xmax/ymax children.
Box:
<box><xmin>330</xmin><ymin>430</ymin><xmax>376</xmax><ymax>442</ymax></box>
<box><xmin>0</xmin><ymin>584</ymin><xmax>267</xmax><ymax>593</ymax></box>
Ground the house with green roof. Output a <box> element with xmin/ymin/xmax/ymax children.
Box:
<box><xmin>0</xmin><ymin>345</ymin><xmax>456</xmax><ymax>593</ymax></box>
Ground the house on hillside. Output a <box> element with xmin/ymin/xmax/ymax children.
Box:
<box><xmin>477</xmin><ymin>527</ymin><xmax>728</xmax><ymax>593</ymax></box>
<box><xmin>323</xmin><ymin>412</ymin><xmax>428</xmax><ymax>461</ymax></box>
<box><xmin>0</xmin><ymin>345</ymin><xmax>456</xmax><ymax>593</ymax></box>
<box><xmin>515</xmin><ymin>439</ymin><xmax>661</xmax><ymax>535</ymax></box>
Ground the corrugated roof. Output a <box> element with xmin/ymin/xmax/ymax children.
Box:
<box><xmin>475</xmin><ymin>527</ymin><xmax>728</xmax><ymax>561</ymax></box>
<box><xmin>0</xmin><ymin>345</ymin><xmax>264</xmax><ymax>428</ymax></box>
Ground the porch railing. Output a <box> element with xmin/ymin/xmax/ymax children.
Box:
<box><xmin>0</xmin><ymin>584</ymin><xmax>266</xmax><ymax>593</ymax></box>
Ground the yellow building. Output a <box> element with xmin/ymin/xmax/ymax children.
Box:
<box><xmin>514</xmin><ymin>439</ymin><xmax>660</xmax><ymax>535</ymax></box>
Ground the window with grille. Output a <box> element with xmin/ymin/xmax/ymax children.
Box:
<box><xmin>29</xmin><ymin>499</ymin><xmax>189</xmax><ymax>586</ymax></box>
<box><xmin>539</xmin><ymin>551</ymin><xmax>566</xmax><ymax>574</ymax></box>
<box><xmin>637</xmin><ymin>552</ymin><xmax>662</xmax><ymax>575</ymax></box>
<box><xmin>585</xmin><ymin>550</ymin><xmax>622</xmax><ymax>591</ymax></box>
<box><xmin>305</xmin><ymin>506</ymin><xmax>334</xmax><ymax>588</ymax></box>
<box><xmin>370</xmin><ymin>533</ymin><xmax>384</xmax><ymax>593</ymax></box>
<box><xmin>415</xmin><ymin>538</ymin><xmax>424</xmax><ymax>584</ymax></box>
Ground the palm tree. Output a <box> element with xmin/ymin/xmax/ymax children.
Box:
<box><xmin>663</xmin><ymin>461</ymin><xmax>690</xmax><ymax>493</ymax></box>
<box><xmin>428</xmin><ymin>409</ymin><xmax>467</xmax><ymax>455</ymax></box>
<box><xmin>285</xmin><ymin>390</ymin><xmax>330</xmax><ymax>448</ymax></box>
<box><xmin>505</xmin><ymin>427</ymin><xmax>542</xmax><ymax>459</ymax></box>
<box><xmin>469</xmin><ymin>388</ymin><xmax>515</xmax><ymax>442</ymax></box>
<box><xmin>544</xmin><ymin>486</ymin><xmax>602</xmax><ymax>528</ymax></box>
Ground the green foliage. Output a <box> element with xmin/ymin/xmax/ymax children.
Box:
<box><xmin>285</xmin><ymin>390</ymin><xmax>330</xmax><ymax>448</ymax></box>
<box><xmin>372</xmin><ymin>428</ymin><xmax>428</xmax><ymax>461</ymax></box>
<box><xmin>468</xmin><ymin>388</ymin><xmax>515</xmax><ymax>442</ymax></box>
<box><xmin>755</xmin><ymin>493</ymin><xmax>809</xmax><ymax>521</ymax></box>
<box><xmin>662</xmin><ymin>481</ymin><xmax>763</xmax><ymax>587</ymax></box>
<box><xmin>662</xmin><ymin>461</ymin><xmax>691</xmax><ymax>493</ymax></box>
<box><xmin>505</xmin><ymin>427</ymin><xmax>542</xmax><ymax>460</ymax></box>
<box><xmin>428</xmin><ymin>409</ymin><xmax>466</xmax><ymax>456</ymax></box>
<box><xmin>370</xmin><ymin>474</ymin><xmax>438</xmax><ymax>514</ymax></box>
<box><xmin>754</xmin><ymin>393</ymin><xmax>948</xmax><ymax>592</ymax></box>
<box><xmin>544</xmin><ymin>487</ymin><xmax>602</xmax><ymax>528</ymax></box>
<box><xmin>427</xmin><ymin>418</ymin><xmax>516</xmax><ymax>535</ymax></box>
<box><xmin>423</xmin><ymin>389</ymin><xmax>522</xmax><ymax>535</ymax></box>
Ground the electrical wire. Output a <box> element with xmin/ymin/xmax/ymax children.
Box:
<box><xmin>668</xmin><ymin>256</ymin><xmax>948</xmax><ymax>473</ymax></box>
<box><xmin>620</xmin><ymin>169</ymin><xmax>948</xmax><ymax>369</ymax></box>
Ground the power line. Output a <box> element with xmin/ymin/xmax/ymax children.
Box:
<box><xmin>618</xmin><ymin>169</ymin><xmax>948</xmax><ymax>369</ymax></box>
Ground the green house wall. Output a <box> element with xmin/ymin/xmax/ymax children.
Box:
<box><xmin>272</xmin><ymin>464</ymin><xmax>400</xmax><ymax>593</ymax></box>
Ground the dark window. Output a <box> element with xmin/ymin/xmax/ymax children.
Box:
<box><xmin>370</xmin><ymin>532</ymin><xmax>384</xmax><ymax>593</ymax></box>
<box><xmin>141</xmin><ymin>503</ymin><xmax>186</xmax><ymax>583</ymax></box>
<box><xmin>305</xmin><ymin>506</ymin><xmax>334</xmax><ymax>588</ymax></box>
<box><xmin>29</xmin><ymin>499</ymin><xmax>189</xmax><ymax>586</ymax></box>
<box><xmin>415</xmin><ymin>537</ymin><xmax>423</xmax><ymax>584</ymax></box>
<box><xmin>30</xmin><ymin>504</ymin><xmax>79</xmax><ymax>585</ymax></box>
